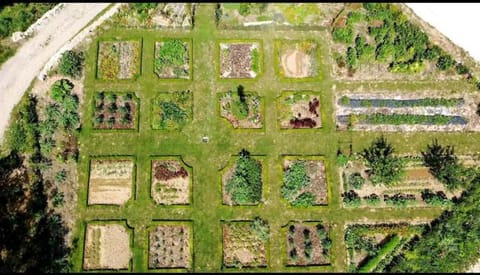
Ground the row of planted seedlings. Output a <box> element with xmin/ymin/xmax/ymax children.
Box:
<box><xmin>335</xmin><ymin>93</ymin><xmax>474</xmax><ymax>131</ymax></box>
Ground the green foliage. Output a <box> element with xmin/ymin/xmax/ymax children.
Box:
<box><xmin>361</xmin><ymin>136</ymin><xmax>405</xmax><ymax>185</ymax></box>
<box><xmin>421</xmin><ymin>139</ymin><xmax>465</xmax><ymax>190</ymax></box>
<box><xmin>251</xmin><ymin>48</ymin><xmax>259</xmax><ymax>73</ymax></box>
<box><xmin>388</xmin><ymin>173</ymin><xmax>480</xmax><ymax>272</ymax></box>
<box><xmin>351</xmin><ymin>113</ymin><xmax>460</xmax><ymax>126</ymax></box>
<box><xmin>349</xmin><ymin>172</ymin><xmax>366</xmax><ymax>189</ymax></box>
<box><xmin>0</xmin><ymin>44</ymin><xmax>15</xmax><ymax>66</ymax></box>
<box><xmin>436</xmin><ymin>54</ymin><xmax>455</xmax><ymax>70</ymax></box>
<box><xmin>52</xmin><ymin>190</ymin><xmax>64</xmax><ymax>207</ymax></box>
<box><xmin>159</xmin><ymin>101</ymin><xmax>187</xmax><ymax>127</ymax></box>
<box><xmin>421</xmin><ymin>189</ymin><xmax>451</xmax><ymax>206</ymax></box>
<box><xmin>336</xmin><ymin>152</ymin><xmax>349</xmax><ymax>167</ymax></box>
<box><xmin>131</xmin><ymin>3</ymin><xmax>158</xmax><ymax>21</ymax></box>
<box><xmin>343</xmin><ymin>190</ymin><xmax>361</xmax><ymax>207</ymax></box>
<box><xmin>50</xmin><ymin>79</ymin><xmax>80</xmax><ymax>131</ymax></box>
<box><xmin>155</xmin><ymin>39</ymin><xmax>188</xmax><ymax>74</ymax></box>
<box><xmin>226</xmin><ymin>149</ymin><xmax>263</xmax><ymax>205</ymax></box>
<box><xmin>340</xmin><ymin>96</ymin><xmax>350</xmax><ymax>106</ymax></box>
<box><xmin>5</xmin><ymin>95</ymin><xmax>39</xmax><ymax>154</ymax></box>
<box><xmin>291</xmin><ymin>192</ymin><xmax>316</xmax><ymax>206</ymax></box>
<box><xmin>232</xmin><ymin>100</ymin><xmax>249</xmax><ymax>119</ymax></box>
<box><xmin>59</xmin><ymin>50</ymin><xmax>84</xmax><ymax>78</ymax></box>
<box><xmin>55</xmin><ymin>170</ymin><xmax>67</xmax><ymax>183</ymax></box>
<box><xmin>282</xmin><ymin>161</ymin><xmax>311</xmax><ymax>203</ymax></box>
<box><xmin>251</xmin><ymin>216</ymin><xmax>270</xmax><ymax>242</ymax></box>
<box><xmin>384</xmin><ymin>193</ymin><xmax>416</xmax><ymax>208</ymax></box>
<box><xmin>364</xmin><ymin>193</ymin><xmax>381</xmax><ymax>206</ymax></box>
<box><xmin>455</xmin><ymin>63</ymin><xmax>470</xmax><ymax>75</ymax></box>
<box><xmin>358</xmin><ymin>235</ymin><xmax>401</xmax><ymax>272</ymax></box>
<box><xmin>346</xmin><ymin>46</ymin><xmax>357</xmax><ymax>68</ymax></box>
<box><xmin>332</xmin><ymin>27</ymin><xmax>354</xmax><ymax>44</ymax></box>
<box><xmin>239</xmin><ymin>3</ymin><xmax>251</xmax><ymax>16</ymax></box>
<box><xmin>0</xmin><ymin>3</ymin><xmax>56</xmax><ymax>38</ymax></box>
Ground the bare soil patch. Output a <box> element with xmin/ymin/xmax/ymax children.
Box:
<box><xmin>93</xmin><ymin>92</ymin><xmax>137</xmax><ymax>129</ymax></box>
<box><xmin>151</xmin><ymin>160</ymin><xmax>190</xmax><ymax>205</ymax></box>
<box><xmin>286</xmin><ymin>222</ymin><xmax>330</xmax><ymax>266</ymax></box>
<box><xmin>278</xmin><ymin>41</ymin><xmax>317</xmax><ymax>78</ymax></box>
<box><xmin>88</xmin><ymin>159</ymin><xmax>133</xmax><ymax>205</ymax></box>
<box><xmin>219</xmin><ymin>42</ymin><xmax>259</xmax><ymax>78</ymax></box>
<box><xmin>83</xmin><ymin>223</ymin><xmax>132</xmax><ymax>270</ymax></box>
<box><xmin>223</xmin><ymin>222</ymin><xmax>267</xmax><ymax>268</ymax></box>
<box><xmin>149</xmin><ymin>224</ymin><xmax>191</xmax><ymax>269</ymax></box>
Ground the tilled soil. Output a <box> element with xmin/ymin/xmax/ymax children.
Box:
<box><xmin>149</xmin><ymin>224</ymin><xmax>191</xmax><ymax>269</ymax></box>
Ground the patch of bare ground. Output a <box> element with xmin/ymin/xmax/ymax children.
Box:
<box><xmin>220</xmin><ymin>42</ymin><xmax>258</xmax><ymax>78</ymax></box>
<box><xmin>83</xmin><ymin>223</ymin><xmax>132</xmax><ymax>270</ymax></box>
<box><xmin>149</xmin><ymin>224</ymin><xmax>191</xmax><ymax>269</ymax></box>
<box><xmin>286</xmin><ymin>223</ymin><xmax>330</xmax><ymax>266</ymax></box>
<box><xmin>223</xmin><ymin>222</ymin><xmax>267</xmax><ymax>268</ymax></box>
<box><xmin>281</xmin><ymin>49</ymin><xmax>311</xmax><ymax>78</ymax></box>
<box><xmin>88</xmin><ymin>159</ymin><xmax>133</xmax><ymax>205</ymax></box>
<box><xmin>222</xmin><ymin>163</ymin><xmax>236</xmax><ymax>205</ymax></box>
<box><xmin>284</xmin><ymin>159</ymin><xmax>328</xmax><ymax>205</ymax></box>
<box><xmin>151</xmin><ymin>160</ymin><xmax>190</xmax><ymax>205</ymax></box>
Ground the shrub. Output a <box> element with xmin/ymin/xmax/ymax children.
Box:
<box><xmin>59</xmin><ymin>50</ymin><xmax>84</xmax><ymax>78</ymax></box>
<box><xmin>226</xmin><ymin>149</ymin><xmax>262</xmax><ymax>204</ymax></box>
<box><xmin>436</xmin><ymin>54</ymin><xmax>455</xmax><ymax>70</ymax></box>
<box><xmin>251</xmin><ymin>48</ymin><xmax>259</xmax><ymax>73</ymax></box>
<box><xmin>332</xmin><ymin>27</ymin><xmax>354</xmax><ymax>44</ymax></box>
<box><xmin>55</xmin><ymin>170</ymin><xmax>67</xmax><ymax>183</ymax></box>
<box><xmin>159</xmin><ymin>101</ymin><xmax>187</xmax><ymax>126</ymax></box>
<box><xmin>349</xmin><ymin>172</ymin><xmax>365</xmax><ymax>189</ymax></box>
<box><xmin>343</xmin><ymin>190</ymin><xmax>361</xmax><ymax>207</ymax></box>
<box><xmin>155</xmin><ymin>39</ymin><xmax>187</xmax><ymax>73</ymax></box>
<box><xmin>251</xmin><ymin>216</ymin><xmax>270</xmax><ymax>241</ymax></box>
<box><xmin>364</xmin><ymin>193</ymin><xmax>381</xmax><ymax>206</ymax></box>
<box><xmin>421</xmin><ymin>189</ymin><xmax>451</xmax><ymax>206</ymax></box>
<box><xmin>291</xmin><ymin>192</ymin><xmax>316</xmax><ymax>206</ymax></box>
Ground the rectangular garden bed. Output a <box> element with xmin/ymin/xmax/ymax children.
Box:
<box><xmin>97</xmin><ymin>40</ymin><xmax>141</xmax><ymax>80</ymax></box>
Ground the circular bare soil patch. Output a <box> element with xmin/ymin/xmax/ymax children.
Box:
<box><xmin>83</xmin><ymin>223</ymin><xmax>132</xmax><ymax>270</ymax></box>
<box><xmin>281</xmin><ymin>48</ymin><xmax>312</xmax><ymax>78</ymax></box>
<box><xmin>151</xmin><ymin>160</ymin><xmax>190</xmax><ymax>205</ymax></box>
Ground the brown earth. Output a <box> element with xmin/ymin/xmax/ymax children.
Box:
<box><xmin>149</xmin><ymin>224</ymin><xmax>191</xmax><ymax>269</ymax></box>
<box><xmin>151</xmin><ymin>160</ymin><xmax>190</xmax><ymax>205</ymax></box>
<box><xmin>281</xmin><ymin>48</ymin><xmax>311</xmax><ymax>78</ymax></box>
<box><xmin>88</xmin><ymin>159</ymin><xmax>133</xmax><ymax>205</ymax></box>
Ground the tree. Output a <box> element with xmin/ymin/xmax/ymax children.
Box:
<box><xmin>421</xmin><ymin>139</ymin><xmax>463</xmax><ymax>190</ymax></box>
<box><xmin>361</xmin><ymin>136</ymin><xmax>405</xmax><ymax>185</ymax></box>
<box><xmin>59</xmin><ymin>50</ymin><xmax>84</xmax><ymax>78</ymax></box>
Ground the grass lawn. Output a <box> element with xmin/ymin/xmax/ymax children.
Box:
<box><xmin>68</xmin><ymin>4</ymin><xmax>472</xmax><ymax>272</ymax></box>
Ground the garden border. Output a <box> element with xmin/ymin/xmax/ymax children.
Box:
<box><xmin>91</xmin><ymin>91</ymin><xmax>141</xmax><ymax>132</ymax></box>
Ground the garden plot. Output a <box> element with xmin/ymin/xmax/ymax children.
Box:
<box><xmin>154</xmin><ymin>39</ymin><xmax>190</xmax><ymax>79</ymax></box>
<box><xmin>223</xmin><ymin>218</ymin><xmax>269</xmax><ymax>268</ymax></box>
<box><xmin>277</xmin><ymin>40</ymin><xmax>318</xmax><ymax>78</ymax></box>
<box><xmin>335</xmin><ymin>92</ymin><xmax>480</xmax><ymax>132</ymax></box>
<box><xmin>277</xmin><ymin>92</ymin><xmax>321</xmax><ymax>129</ymax></box>
<box><xmin>344</xmin><ymin>223</ymin><xmax>425</xmax><ymax>272</ymax></box>
<box><xmin>151</xmin><ymin>160</ymin><xmax>191</xmax><ymax>205</ymax></box>
<box><xmin>222</xmin><ymin>150</ymin><xmax>263</xmax><ymax>206</ymax></box>
<box><xmin>152</xmin><ymin>90</ymin><xmax>193</xmax><ymax>130</ymax></box>
<box><xmin>217</xmin><ymin>3</ymin><xmax>342</xmax><ymax>29</ymax></box>
<box><xmin>149</xmin><ymin>223</ymin><xmax>191</xmax><ymax>269</ymax></box>
<box><xmin>83</xmin><ymin>223</ymin><xmax>132</xmax><ymax>270</ymax></box>
<box><xmin>340</xmin><ymin>159</ymin><xmax>458</xmax><ymax>208</ymax></box>
<box><xmin>93</xmin><ymin>92</ymin><xmax>138</xmax><ymax>130</ymax></box>
<box><xmin>111</xmin><ymin>3</ymin><xmax>195</xmax><ymax>28</ymax></box>
<box><xmin>285</xmin><ymin>222</ymin><xmax>331</xmax><ymax>266</ymax></box>
<box><xmin>97</xmin><ymin>40</ymin><xmax>141</xmax><ymax>80</ymax></box>
<box><xmin>88</xmin><ymin>159</ymin><xmax>134</xmax><ymax>205</ymax></box>
<box><xmin>219</xmin><ymin>41</ymin><xmax>260</xmax><ymax>78</ymax></box>
<box><xmin>282</xmin><ymin>158</ymin><xmax>328</xmax><ymax>206</ymax></box>
<box><xmin>219</xmin><ymin>87</ymin><xmax>263</xmax><ymax>129</ymax></box>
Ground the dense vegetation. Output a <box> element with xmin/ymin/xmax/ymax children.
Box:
<box><xmin>347</xmin><ymin>113</ymin><xmax>466</xmax><ymax>126</ymax></box>
<box><xmin>59</xmin><ymin>50</ymin><xmax>84</xmax><ymax>78</ymax></box>
<box><xmin>154</xmin><ymin>39</ymin><xmax>189</xmax><ymax>78</ymax></box>
<box><xmin>1</xmin><ymin>92</ymin><xmax>71</xmax><ymax>272</ymax></box>
<box><xmin>0</xmin><ymin>3</ymin><xmax>56</xmax><ymax>65</ymax></box>
<box><xmin>361</xmin><ymin>136</ymin><xmax>405</xmax><ymax>185</ymax></box>
<box><xmin>226</xmin><ymin>149</ymin><xmax>263</xmax><ymax>205</ymax></box>
<box><xmin>338</xmin><ymin>96</ymin><xmax>463</xmax><ymax>108</ymax></box>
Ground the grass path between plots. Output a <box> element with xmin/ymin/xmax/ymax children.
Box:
<box><xmin>70</xmin><ymin>4</ymin><xmax>467</xmax><ymax>272</ymax></box>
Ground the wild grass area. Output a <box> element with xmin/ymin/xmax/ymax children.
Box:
<box><xmin>65</xmin><ymin>3</ymin><xmax>480</xmax><ymax>273</ymax></box>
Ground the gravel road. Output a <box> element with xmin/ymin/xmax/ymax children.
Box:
<box><xmin>0</xmin><ymin>3</ymin><xmax>111</xmax><ymax>142</ymax></box>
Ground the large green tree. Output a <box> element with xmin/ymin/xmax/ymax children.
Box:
<box><xmin>361</xmin><ymin>136</ymin><xmax>405</xmax><ymax>185</ymax></box>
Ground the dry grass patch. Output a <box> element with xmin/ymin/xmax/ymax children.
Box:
<box><xmin>88</xmin><ymin>159</ymin><xmax>134</xmax><ymax>205</ymax></box>
<box><xmin>151</xmin><ymin>160</ymin><xmax>191</xmax><ymax>205</ymax></box>
<box><xmin>223</xmin><ymin>221</ymin><xmax>268</xmax><ymax>268</ymax></box>
<box><xmin>277</xmin><ymin>40</ymin><xmax>318</xmax><ymax>78</ymax></box>
<box><xmin>83</xmin><ymin>223</ymin><xmax>132</xmax><ymax>270</ymax></box>
<box><xmin>149</xmin><ymin>223</ymin><xmax>192</xmax><ymax>269</ymax></box>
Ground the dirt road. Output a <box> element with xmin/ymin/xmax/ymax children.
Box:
<box><xmin>0</xmin><ymin>3</ymin><xmax>111</xmax><ymax>142</ymax></box>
